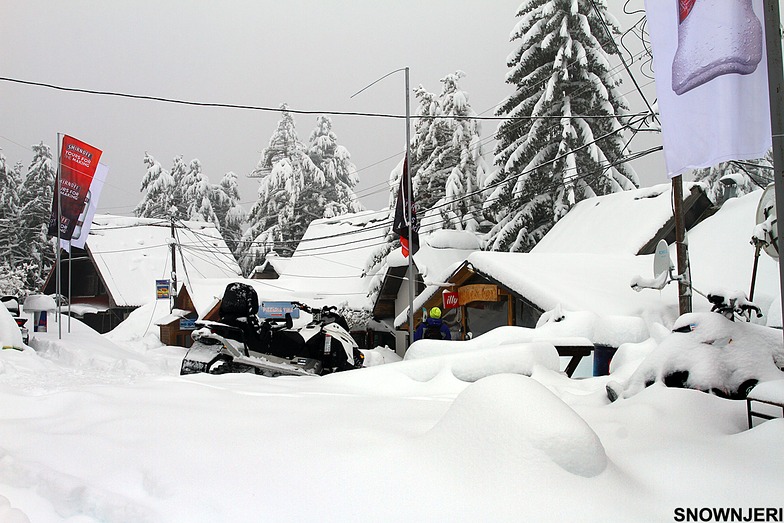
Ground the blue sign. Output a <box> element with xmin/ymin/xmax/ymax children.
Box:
<box><xmin>156</xmin><ymin>280</ymin><xmax>170</xmax><ymax>300</ymax></box>
<box><xmin>179</xmin><ymin>318</ymin><xmax>196</xmax><ymax>331</ymax></box>
<box><xmin>259</xmin><ymin>301</ymin><xmax>300</xmax><ymax>319</ymax></box>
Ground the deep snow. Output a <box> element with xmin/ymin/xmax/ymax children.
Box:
<box><xmin>0</xmin><ymin>305</ymin><xmax>782</xmax><ymax>522</ymax></box>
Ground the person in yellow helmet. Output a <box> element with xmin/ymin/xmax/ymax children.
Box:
<box><xmin>413</xmin><ymin>306</ymin><xmax>451</xmax><ymax>341</ymax></box>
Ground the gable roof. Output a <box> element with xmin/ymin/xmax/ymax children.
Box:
<box><xmin>269</xmin><ymin>209</ymin><xmax>392</xmax><ymax>310</ymax></box>
<box><xmin>85</xmin><ymin>215</ymin><xmax>242</xmax><ymax>307</ymax></box>
<box><xmin>532</xmin><ymin>182</ymin><xmax>713</xmax><ymax>256</ymax></box>
<box><xmin>395</xmin><ymin>251</ymin><xmax>678</xmax><ymax>328</ymax></box>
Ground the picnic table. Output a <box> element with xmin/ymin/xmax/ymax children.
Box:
<box><xmin>746</xmin><ymin>379</ymin><xmax>784</xmax><ymax>429</ymax></box>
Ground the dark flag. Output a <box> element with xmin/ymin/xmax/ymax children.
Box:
<box><xmin>392</xmin><ymin>156</ymin><xmax>419</xmax><ymax>257</ymax></box>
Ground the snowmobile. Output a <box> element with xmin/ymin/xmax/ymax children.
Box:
<box><xmin>180</xmin><ymin>283</ymin><xmax>363</xmax><ymax>377</ymax></box>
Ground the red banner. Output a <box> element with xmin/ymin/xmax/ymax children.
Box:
<box><xmin>48</xmin><ymin>135</ymin><xmax>102</xmax><ymax>240</ymax></box>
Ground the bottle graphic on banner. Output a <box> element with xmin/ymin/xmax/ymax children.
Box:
<box><xmin>71</xmin><ymin>190</ymin><xmax>91</xmax><ymax>241</ymax></box>
<box><xmin>671</xmin><ymin>0</ymin><xmax>763</xmax><ymax>95</ymax></box>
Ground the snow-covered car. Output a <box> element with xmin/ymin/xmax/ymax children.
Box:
<box><xmin>1</xmin><ymin>295</ymin><xmax>28</xmax><ymax>346</ymax></box>
<box><xmin>607</xmin><ymin>312</ymin><xmax>784</xmax><ymax>401</ymax></box>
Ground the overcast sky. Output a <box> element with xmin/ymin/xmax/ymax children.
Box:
<box><xmin>1</xmin><ymin>1</ymin><xmax>663</xmax><ymax>215</ymax></box>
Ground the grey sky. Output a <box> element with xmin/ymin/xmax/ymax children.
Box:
<box><xmin>1</xmin><ymin>1</ymin><xmax>662</xmax><ymax>215</ymax></box>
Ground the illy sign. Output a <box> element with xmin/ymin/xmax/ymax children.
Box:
<box><xmin>442</xmin><ymin>290</ymin><xmax>459</xmax><ymax>309</ymax></box>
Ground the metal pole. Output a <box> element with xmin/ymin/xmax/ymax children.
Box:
<box><xmin>763</xmin><ymin>0</ymin><xmax>784</xmax><ymax>338</ymax></box>
<box><xmin>67</xmin><ymin>241</ymin><xmax>72</xmax><ymax>332</ymax></box>
<box><xmin>56</xmin><ymin>133</ymin><xmax>62</xmax><ymax>339</ymax></box>
<box><xmin>673</xmin><ymin>175</ymin><xmax>691</xmax><ymax>315</ymax></box>
<box><xmin>405</xmin><ymin>67</ymin><xmax>414</xmax><ymax>348</ymax></box>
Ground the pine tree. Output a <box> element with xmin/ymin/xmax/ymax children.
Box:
<box><xmin>0</xmin><ymin>150</ymin><xmax>18</xmax><ymax>261</ymax></box>
<box><xmin>238</xmin><ymin>104</ymin><xmax>325</xmax><ymax>274</ymax></box>
<box><xmin>410</xmin><ymin>84</ymin><xmax>444</xmax><ymax>211</ymax></box>
<box><xmin>362</xmin><ymin>161</ymin><xmax>404</xmax><ymax>304</ymax></box>
<box><xmin>182</xmin><ymin>159</ymin><xmax>219</xmax><ymax>225</ymax></box>
<box><xmin>18</xmin><ymin>142</ymin><xmax>57</xmax><ymax>290</ymax></box>
<box><xmin>486</xmin><ymin>0</ymin><xmax>639</xmax><ymax>252</ymax></box>
<box><xmin>134</xmin><ymin>153</ymin><xmax>175</xmax><ymax>219</ymax></box>
<box><xmin>212</xmin><ymin>171</ymin><xmax>246</xmax><ymax>255</ymax></box>
<box><xmin>408</xmin><ymin>72</ymin><xmax>486</xmax><ymax>232</ymax></box>
<box><xmin>306</xmin><ymin>115</ymin><xmax>364</xmax><ymax>218</ymax></box>
<box><xmin>169</xmin><ymin>155</ymin><xmax>189</xmax><ymax>220</ymax></box>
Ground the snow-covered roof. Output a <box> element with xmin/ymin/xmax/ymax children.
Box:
<box><xmin>271</xmin><ymin>209</ymin><xmax>392</xmax><ymax>310</ymax></box>
<box><xmin>388</xmin><ymin>229</ymin><xmax>480</xmax><ymax>283</ymax></box>
<box><xmin>398</xmin><ymin>188</ymin><xmax>782</xmax><ymax>331</ymax></box>
<box><xmin>86</xmin><ymin>215</ymin><xmax>242</xmax><ymax>308</ymax></box>
<box><xmin>182</xmin><ymin>278</ymin><xmax>300</xmax><ymax>319</ymax></box>
<box><xmin>397</xmin><ymin>252</ymin><xmax>679</xmax><ymax>330</ymax></box>
<box><xmin>533</xmin><ymin>182</ymin><xmax>706</xmax><ymax>256</ymax></box>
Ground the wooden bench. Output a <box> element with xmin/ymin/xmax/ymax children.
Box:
<box><xmin>746</xmin><ymin>379</ymin><xmax>784</xmax><ymax>429</ymax></box>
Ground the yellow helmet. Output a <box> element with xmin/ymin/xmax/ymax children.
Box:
<box><xmin>429</xmin><ymin>307</ymin><xmax>442</xmax><ymax>319</ymax></box>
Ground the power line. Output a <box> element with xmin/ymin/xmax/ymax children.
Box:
<box><xmin>0</xmin><ymin>75</ymin><xmax>649</xmax><ymax>122</ymax></box>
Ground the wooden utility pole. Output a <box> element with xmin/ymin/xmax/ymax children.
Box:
<box><xmin>170</xmin><ymin>219</ymin><xmax>177</xmax><ymax>313</ymax></box>
<box><xmin>672</xmin><ymin>175</ymin><xmax>691</xmax><ymax>315</ymax></box>
<box><xmin>763</xmin><ymin>0</ymin><xmax>784</xmax><ymax>340</ymax></box>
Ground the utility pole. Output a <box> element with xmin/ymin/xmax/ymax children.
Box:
<box><xmin>170</xmin><ymin>218</ymin><xmax>177</xmax><ymax>313</ymax></box>
<box><xmin>763</xmin><ymin>0</ymin><xmax>784</xmax><ymax>342</ymax></box>
<box><xmin>672</xmin><ymin>175</ymin><xmax>691</xmax><ymax>315</ymax></box>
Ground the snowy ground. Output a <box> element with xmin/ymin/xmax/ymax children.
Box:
<box><xmin>0</xmin><ymin>310</ymin><xmax>782</xmax><ymax>522</ymax></box>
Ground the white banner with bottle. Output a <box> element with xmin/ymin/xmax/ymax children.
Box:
<box><xmin>60</xmin><ymin>162</ymin><xmax>109</xmax><ymax>251</ymax></box>
<box><xmin>644</xmin><ymin>0</ymin><xmax>772</xmax><ymax>178</ymax></box>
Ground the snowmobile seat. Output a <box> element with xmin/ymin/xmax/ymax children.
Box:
<box><xmin>220</xmin><ymin>282</ymin><xmax>260</xmax><ymax>319</ymax></box>
<box><xmin>219</xmin><ymin>316</ymin><xmax>271</xmax><ymax>354</ymax></box>
<box><xmin>217</xmin><ymin>283</ymin><xmax>271</xmax><ymax>352</ymax></box>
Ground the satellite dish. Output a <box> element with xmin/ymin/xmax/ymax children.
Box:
<box><xmin>755</xmin><ymin>184</ymin><xmax>779</xmax><ymax>260</ymax></box>
<box><xmin>653</xmin><ymin>239</ymin><xmax>673</xmax><ymax>278</ymax></box>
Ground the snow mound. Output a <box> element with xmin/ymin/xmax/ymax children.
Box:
<box><xmin>0</xmin><ymin>495</ymin><xmax>29</xmax><ymax>523</ymax></box>
<box><xmin>428</xmin><ymin>374</ymin><xmax>607</xmax><ymax>477</ymax></box>
<box><xmin>386</xmin><ymin>343</ymin><xmax>559</xmax><ymax>382</ymax></box>
<box><xmin>0</xmin><ymin>304</ymin><xmax>23</xmax><ymax>350</ymax></box>
<box><xmin>0</xmin><ymin>447</ymin><xmax>154</xmax><ymax>522</ymax></box>
<box><xmin>360</xmin><ymin>345</ymin><xmax>402</xmax><ymax>366</ymax></box>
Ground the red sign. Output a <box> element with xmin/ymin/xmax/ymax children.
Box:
<box><xmin>48</xmin><ymin>135</ymin><xmax>102</xmax><ymax>240</ymax></box>
<box><xmin>442</xmin><ymin>290</ymin><xmax>459</xmax><ymax>309</ymax></box>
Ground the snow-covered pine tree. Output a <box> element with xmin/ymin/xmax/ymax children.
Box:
<box><xmin>238</xmin><ymin>104</ymin><xmax>325</xmax><ymax>274</ymax></box>
<box><xmin>362</xmin><ymin>161</ymin><xmax>404</xmax><ymax>304</ymax></box>
<box><xmin>409</xmin><ymin>72</ymin><xmax>486</xmax><ymax>232</ymax></box>
<box><xmin>211</xmin><ymin>171</ymin><xmax>246</xmax><ymax>255</ymax></box>
<box><xmin>182</xmin><ymin>159</ymin><xmax>219</xmax><ymax>226</ymax></box>
<box><xmin>0</xmin><ymin>150</ymin><xmax>19</xmax><ymax>262</ymax></box>
<box><xmin>0</xmin><ymin>262</ymin><xmax>31</xmax><ymax>297</ymax></box>
<box><xmin>0</xmin><ymin>158</ymin><xmax>28</xmax><ymax>293</ymax></box>
<box><xmin>486</xmin><ymin>0</ymin><xmax>639</xmax><ymax>252</ymax></box>
<box><xmin>435</xmin><ymin>71</ymin><xmax>487</xmax><ymax>231</ymax></box>
<box><xmin>410</xmin><ymin>84</ymin><xmax>445</xmax><ymax>213</ymax></box>
<box><xmin>134</xmin><ymin>153</ymin><xmax>175</xmax><ymax>219</ymax></box>
<box><xmin>18</xmin><ymin>142</ymin><xmax>56</xmax><ymax>290</ymax></box>
<box><xmin>692</xmin><ymin>152</ymin><xmax>773</xmax><ymax>204</ymax></box>
<box><xmin>306</xmin><ymin>115</ymin><xmax>364</xmax><ymax>218</ymax></box>
<box><xmin>168</xmin><ymin>155</ymin><xmax>189</xmax><ymax>220</ymax></box>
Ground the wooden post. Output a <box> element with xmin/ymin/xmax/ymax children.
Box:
<box><xmin>673</xmin><ymin>175</ymin><xmax>692</xmax><ymax>315</ymax></box>
<box><xmin>170</xmin><ymin>219</ymin><xmax>177</xmax><ymax>313</ymax></box>
<box><xmin>763</xmin><ymin>0</ymin><xmax>784</xmax><ymax>339</ymax></box>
